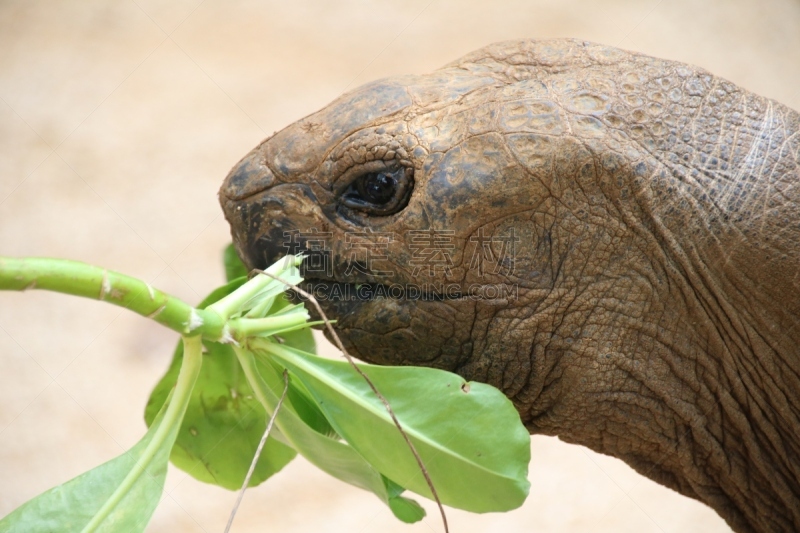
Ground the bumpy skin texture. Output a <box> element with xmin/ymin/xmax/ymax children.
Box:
<box><xmin>220</xmin><ymin>39</ymin><xmax>800</xmax><ymax>532</ymax></box>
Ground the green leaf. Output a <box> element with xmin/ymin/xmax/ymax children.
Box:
<box><xmin>145</xmin><ymin>278</ymin><xmax>303</xmax><ymax>490</ymax></box>
<box><xmin>384</xmin><ymin>477</ymin><xmax>426</xmax><ymax>523</ymax></box>
<box><xmin>145</xmin><ymin>339</ymin><xmax>297</xmax><ymax>490</ymax></box>
<box><xmin>262</xmin><ymin>356</ymin><xmax>336</xmax><ymax>438</ymax></box>
<box><xmin>235</xmin><ymin>347</ymin><xmax>425</xmax><ymax>523</ymax></box>
<box><xmin>258</xmin><ymin>341</ymin><xmax>531</xmax><ymax>513</ymax></box>
<box><xmin>2</xmin><ymin>336</ymin><xmax>203</xmax><ymax>533</ymax></box>
<box><xmin>1</xmin><ymin>409</ymin><xmax>170</xmax><ymax>532</ymax></box>
<box><xmin>223</xmin><ymin>243</ymin><xmax>249</xmax><ymax>282</ymax></box>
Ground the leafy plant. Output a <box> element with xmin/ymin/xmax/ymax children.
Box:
<box><xmin>0</xmin><ymin>247</ymin><xmax>531</xmax><ymax>532</ymax></box>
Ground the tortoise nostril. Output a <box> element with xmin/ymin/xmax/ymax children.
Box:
<box><xmin>220</xmin><ymin>153</ymin><xmax>276</xmax><ymax>201</ymax></box>
<box><xmin>220</xmin><ymin>193</ymin><xmax>294</xmax><ymax>271</ymax></box>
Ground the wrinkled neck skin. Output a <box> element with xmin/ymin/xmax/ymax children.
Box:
<box><xmin>509</xmin><ymin>90</ymin><xmax>800</xmax><ymax>531</ymax></box>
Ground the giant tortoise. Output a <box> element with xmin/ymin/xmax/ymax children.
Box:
<box><xmin>220</xmin><ymin>39</ymin><xmax>800</xmax><ymax>533</ymax></box>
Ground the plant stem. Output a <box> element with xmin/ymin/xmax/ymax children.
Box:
<box><xmin>81</xmin><ymin>335</ymin><xmax>203</xmax><ymax>533</ymax></box>
<box><xmin>0</xmin><ymin>257</ymin><xmax>226</xmax><ymax>340</ymax></box>
<box><xmin>234</xmin><ymin>345</ymin><xmax>279</xmax><ymax>416</ymax></box>
<box><xmin>207</xmin><ymin>255</ymin><xmax>302</xmax><ymax>319</ymax></box>
<box><xmin>229</xmin><ymin>313</ymin><xmax>310</xmax><ymax>338</ymax></box>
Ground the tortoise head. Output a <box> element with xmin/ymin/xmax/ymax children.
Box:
<box><xmin>218</xmin><ymin>41</ymin><xmax>571</xmax><ymax>375</ymax></box>
<box><xmin>220</xmin><ymin>37</ymin><xmax>797</xmax><ymax>426</ymax></box>
<box><xmin>219</xmin><ymin>38</ymin><xmax>690</xmax><ymax>391</ymax></box>
<box><xmin>220</xmin><ymin>38</ymin><xmax>800</xmax><ymax>532</ymax></box>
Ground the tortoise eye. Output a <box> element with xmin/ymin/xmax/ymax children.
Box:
<box><xmin>357</xmin><ymin>171</ymin><xmax>396</xmax><ymax>204</ymax></box>
<box><xmin>340</xmin><ymin>166</ymin><xmax>413</xmax><ymax>216</ymax></box>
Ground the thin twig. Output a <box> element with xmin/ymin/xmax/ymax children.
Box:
<box><xmin>256</xmin><ymin>269</ymin><xmax>450</xmax><ymax>533</ymax></box>
<box><xmin>224</xmin><ymin>369</ymin><xmax>290</xmax><ymax>533</ymax></box>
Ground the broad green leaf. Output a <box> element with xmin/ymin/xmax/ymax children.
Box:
<box><xmin>1</xmin><ymin>408</ymin><xmax>171</xmax><ymax>532</ymax></box>
<box><xmin>145</xmin><ymin>338</ymin><xmax>297</xmax><ymax>490</ymax></box>
<box><xmin>223</xmin><ymin>243</ymin><xmax>249</xmax><ymax>282</ymax></box>
<box><xmin>2</xmin><ymin>337</ymin><xmax>202</xmax><ymax>532</ymax></box>
<box><xmin>145</xmin><ymin>277</ymin><xmax>307</xmax><ymax>490</ymax></box>
<box><xmin>262</xmin><ymin>355</ymin><xmax>336</xmax><ymax>438</ymax></box>
<box><xmin>259</xmin><ymin>341</ymin><xmax>531</xmax><ymax>513</ymax></box>
<box><xmin>235</xmin><ymin>347</ymin><xmax>425</xmax><ymax>523</ymax></box>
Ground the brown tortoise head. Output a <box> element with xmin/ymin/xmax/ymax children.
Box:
<box><xmin>220</xmin><ymin>38</ymin><xmax>800</xmax><ymax>531</ymax></box>
<box><xmin>220</xmin><ymin>38</ymin><xmax>660</xmax><ymax>380</ymax></box>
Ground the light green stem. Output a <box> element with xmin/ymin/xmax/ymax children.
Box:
<box><xmin>207</xmin><ymin>255</ymin><xmax>302</xmax><ymax>319</ymax></box>
<box><xmin>0</xmin><ymin>257</ymin><xmax>226</xmax><ymax>340</ymax></box>
<box><xmin>234</xmin><ymin>345</ymin><xmax>279</xmax><ymax>417</ymax></box>
<box><xmin>230</xmin><ymin>313</ymin><xmax>310</xmax><ymax>338</ymax></box>
<box><xmin>81</xmin><ymin>335</ymin><xmax>203</xmax><ymax>533</ymax></box>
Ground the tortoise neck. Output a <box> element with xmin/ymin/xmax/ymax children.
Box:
<box><xmin>606</xmin><ymin>94</ymin><xmax>800</xmax><ymax>531</ymax></box>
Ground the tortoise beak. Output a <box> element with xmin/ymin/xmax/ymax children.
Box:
<box><xmin>220</xmin><ymin>148</ymin><xmax>328</xmax><ymax>272</ymax></box>
<box><xmin>220</xmin><ymin>148</ymin><xmax>276</xmax><ymax>202</ymax></box>
<box><xmin>219</xmin><ymin>149</ymin><xmax>286</xmax><ymax>270</ymax></box>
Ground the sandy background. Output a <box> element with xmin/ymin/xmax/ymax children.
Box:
<box><xmin>2</xmin><ymin>1</ymin><xmax>799</xmax><ymax>532</ymax></box>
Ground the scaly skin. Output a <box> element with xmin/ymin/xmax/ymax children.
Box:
<box><xmin>219</xmin><ymin>39</ymin><xmax>800</xmax><ymax>532</ymax></box>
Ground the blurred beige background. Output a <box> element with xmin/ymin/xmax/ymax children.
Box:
<box><xmin>1</xmin><ymin>1</ymin><xmax>799</xmax><ymax>531</ymax></box>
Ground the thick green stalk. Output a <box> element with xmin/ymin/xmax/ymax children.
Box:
<box><xmin>0</xmin><ymin>257</ymin><xmax>226</xmax><ymax>340</ymax></box>
<box><xmin>81</xmin><ymin>334</ymin><xmax>203</xmax><ymax>533</ymax></box>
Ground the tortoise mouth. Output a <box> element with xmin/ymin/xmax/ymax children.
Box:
<box><xmin>290</xmin><ymin>251</ymin><xmax>465</xmax><ymax>303</ymax></box>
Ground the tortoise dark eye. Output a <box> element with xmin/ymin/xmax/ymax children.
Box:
<box><xmin>358</xmin><ymin>172</ymin><xmax>396</xmax><ymax>204</ymax></box>
<box><xmin>340</xmin><ymin>165</ymin><xmax>413</xmax><ymax>216</ymax></box>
